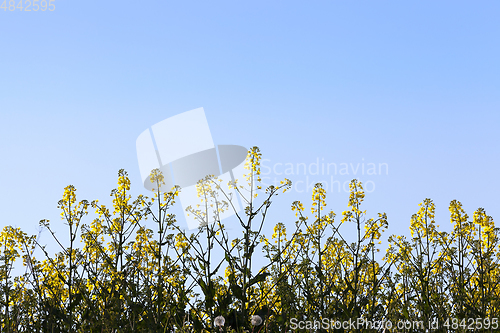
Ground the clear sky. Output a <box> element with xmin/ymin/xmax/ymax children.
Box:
<box><xmin>1</xmin><ymin>0</ymin><xmax>499</xmax><ymax>256</ymax></box>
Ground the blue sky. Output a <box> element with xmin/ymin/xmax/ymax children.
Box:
<box><xmin>1</xmin><ymin>0</ymin><xmax>499</xmax><ymax>255</ymax></box>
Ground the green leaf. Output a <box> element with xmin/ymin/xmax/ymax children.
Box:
<box><xmin>248</xmin><ymin>271</ymin><xmax>270</xmax><ymax>287</ymax></box>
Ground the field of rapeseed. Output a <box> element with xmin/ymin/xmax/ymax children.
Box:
<box><xmin>1</xmin><ymin>147</ymin><xmax>499</xmax><ymax>332</ymax></box>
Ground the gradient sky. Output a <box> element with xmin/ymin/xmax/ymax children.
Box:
<box><xmin>1</xmin><ymin>1</ymin><xmax>499</xmax><ymax>256</ymax></box>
